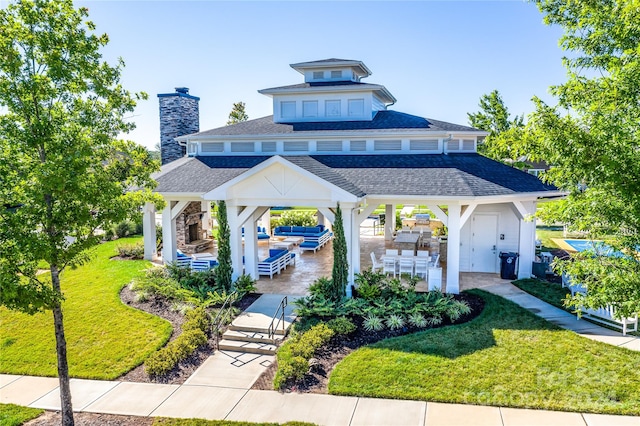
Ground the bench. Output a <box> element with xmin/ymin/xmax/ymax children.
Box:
<box><xmin>563</xmin><ymin>274</ymin><xmax>639</xmax><ymax>335</ymax></box>
<box><xmin>299</xmin><ymin>230</ymin><xmax>332</xmax><ymax>253</ymax></box>
<box><xmin>258</xmin><ymin>249</ymin><xmax>294</xmax><ymax>279</ymax></box>
<box><xmin>182</xmin><ymin>239</ymin><xmax>214</xmax><ymax>254</ymax></box>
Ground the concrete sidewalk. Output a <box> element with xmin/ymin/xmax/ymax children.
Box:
<box><xmin>2</xmin><ymin>374</ymin><xmax>639</xmax><ymax>425</ymax></box>
<box><xmin>483</xmin><ymin>283</ymin><xmax>640</xmax><ymax>351</ymax></box>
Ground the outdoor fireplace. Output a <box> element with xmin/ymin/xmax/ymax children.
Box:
<box><xmin>176</xmin><ymin>201</ymin><xmax>205</xmax><ymax>249</ymax></box>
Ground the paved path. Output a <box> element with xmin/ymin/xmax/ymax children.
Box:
<box><xmin>3</xmin><ymin>284</ymin><xmax>640</xmax><ymax>425</ymax></box>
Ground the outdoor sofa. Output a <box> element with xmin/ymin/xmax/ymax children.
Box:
<box><xmin>258</xmin><ymin>248</ymin><xmax>295</xmax><ymax>279</ymax></box>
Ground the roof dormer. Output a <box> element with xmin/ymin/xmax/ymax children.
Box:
<box><xmin>259</xmin><ymin>58</ymin><xmax>396</xmax><ymax>124</ymax></box>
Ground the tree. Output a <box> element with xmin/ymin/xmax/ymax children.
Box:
<box><xmin>215</xmin><ymin>200</ymin><xmax>232</xmax><ymax>292</ymax></box>
<box><xmin>331</xmin><ymin>203</ymin><xmax>348</xmax><ymax>301</ymax></box>
<box><xmin>0</xmin><ymin>1</ymin><xmax>160</xmax><ymax>424</ymax></box>
<box><xmin>528</xmin><ymin>0</ymin><xmax>640</xmax><ymax>317</ymax></box>
<box><xmin>467</xmin><ymin>89</ymin><xmax>525</xmax><ymax>161</ymax></box>
<box><xmin>226</xmin><ymin>101</ymin><xmax>248</xmax><ymax>125</ymax></box>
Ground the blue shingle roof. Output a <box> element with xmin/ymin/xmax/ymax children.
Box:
<box><xmin>154</xmin><ymin>153</ymin><xmax>557</xmax><ymax>198</ymax></box>
<box><xmin>187</xmin><ymin>111</ymin><xmax>479</xmax><ymax>138</ymax></box>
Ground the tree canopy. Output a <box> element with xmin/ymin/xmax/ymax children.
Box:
<box><xmin>467</xmin><ymin>89</ymin><xmax>525</xmax><ymax>161</ymax></box>
<box><xmin>529</xmin><ymin>0</ymin><xmax>640</xmax><ymax>317</ymax></box>
<box><xmin>0</xmin><ymin>1</ymin><xmax>161</xmax><ymax>423</ymax></box>
<box><xmin>226</xmin><ymin>101</ymin><xmax>249</xmax><ymax>125</ymax></box>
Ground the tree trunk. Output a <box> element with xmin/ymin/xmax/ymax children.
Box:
<box><xmin>51</xmin><ymin>265</ymin><xmax>74</xmax><ymax>426</ymax></box>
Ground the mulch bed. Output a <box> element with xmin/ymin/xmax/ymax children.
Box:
<box><xmin>26</xmin><ymin>411</ymin><xmax>152</xmax><ymax>426</ymax></box>
<box><xmin>118</xmin><ymin>285</ymin><xmax>260</xmax><ymax>384</ymax></box>
<box><xmin>252</xmin><ymin>292</ymin><xmax>485</xmax><ymax>393</ymax></box>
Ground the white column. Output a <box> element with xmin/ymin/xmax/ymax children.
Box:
<box><xmin>227</xmin><ymin>204</ymin><xmax>244</xmax><ymax>281</ymax></box>
<box><xmin>446</xmin><ymin>203</ymin><xmax>461</xmax><ymax>294</ymax></box>
<box><xmin>201</xmin><ymin>201</ymin><xmax>212</xmax><ymax>237</ymax></box>
<box><xmin>385</xmin><ymin>204</ymin><xmax>396</xmax><ymax>241</ymax></box>
<box><xmin>143</xmin><ymin>202</ymin><xmax>157</xmax><ymax>260</ymax></box>
<box><xmin>244</xmin><ymin>214</ymin><xmax>258</xmax><ymax>279</ymax></box>
<box><xmin>260</xmin><ymin>208</ymin><xmax>271</xmax><ymax>235</ymax></box>
<box><xmin>316</xmin><ymin>210</ymin><xmax>325</xmax><ymax>228</ymax></box>
<box><xmin>340</xmin><ymin>206</ymin><xmax>355</xmax><ymax>298</ymax></box>
<box><xmin>517</xmin><ymin>201</ymin><xmax>537</xmax><ymax>279</ymax></box>
<box><xmin>161</xmin><ymin>202</ymin><xmax>177</xmax><ymax>264</ymax></box>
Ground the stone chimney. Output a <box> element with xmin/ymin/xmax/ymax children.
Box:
<box><xmin>158</xmin><ymin>87</ymin><xmax>200</xmax><ymax>165</ymax></box>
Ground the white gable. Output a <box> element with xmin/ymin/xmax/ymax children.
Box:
<box><xmin>202</xmin><ymin>156</ymin><xmax>358</xmax><ymax>206</ymax></box>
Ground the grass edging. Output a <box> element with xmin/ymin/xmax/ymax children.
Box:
<box><xmin>0</xmin><ymin>403</ymin><xmax>44</xmax><ymax>426</ymax></box>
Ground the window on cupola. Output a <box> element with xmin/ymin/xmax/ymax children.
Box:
<box><xmin>331</xmin><ymin>70</ymin><xmax>342</xmax><ymax>79</ymax></box>
<box><xmin>313</xmin><ymin>71</ymin><xmax>324</xmax><ymax>79</ymax></box>
<box><xmin>303</xmin><ymin>101</ymin><xmax>318</xmax><ymax>117</ymax></box>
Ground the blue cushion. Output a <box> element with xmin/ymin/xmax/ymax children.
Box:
<box><xmin>300</xmin><ymin>241</ymin><xmax>319</xmax><ymax>248</ymax></box>
<box><xmin>281</xmin><ymin>226</ymin><xmax>292</xmax><ymax>233</ymax></box>
<box><xmin>304</xmin><ymin>227</ymin><xmax>318</xmax><ymax>233</ymax></box>
<box><xmin>291</xmin><ymin>226</ymin><xmax>304</xmax><ymax>233</ymax></box>
<box><xmin>269</xmin><ymin>248</ymin><xmax>286</xmax><ymax>257</ymax></box>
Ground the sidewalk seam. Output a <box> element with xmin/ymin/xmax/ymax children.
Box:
<box><xmin>77</xmin><ymin>380</ymin><xmax>121</xmax><ymax>412</ymax></box>
<box><xmin>348</xmin><ymin>397</ymin><xmax>360</xmax><ymax>426</ymax></box>
<box><xmin>147</xmin><ymin>384</ymin><xmax>181</xmax><ymax>418</ymax></box>
<box><xmin>223</xmin><ymin>388</ymin><xmax>250</xmax><ymax>420</ymax></box>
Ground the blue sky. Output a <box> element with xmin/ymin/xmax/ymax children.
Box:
<box><xmin>78</xmin><ymin>1</ymin><xmax>567</xmax><ymax>149</ymax></box>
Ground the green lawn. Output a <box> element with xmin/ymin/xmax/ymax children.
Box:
<box><xmin>329</xmin><ymin>290</ymin><xmax>640</xmax><ymax>415</ymax></box>
<box><xmin>0</xmin><ymin>237</ymin><xmax>172</xmax><ymax>380</ymax></box>
<box><xmin>511</xmin><ymin>278</ymin><xmax>572</xmax><ymax>310</ymax></box>
<box><xmin>0</xmin><ymin>404</ymin><xmax>43</xmax><ymax>426</ymax></box>
<box><xmin>535</xmin><ymin>225</ymin><xmax>564</xmax><ymax>250</ymax></box>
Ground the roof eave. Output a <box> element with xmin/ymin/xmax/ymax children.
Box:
<box><xmin>176</xmin><ymin>128</ymin><xmax>464</xmax><ymax>142</ymax></box>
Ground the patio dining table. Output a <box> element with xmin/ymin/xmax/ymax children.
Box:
<box><xmin>394</xmin><ymin>232</ymin><xmax>421</xmax><ymax>255</ymax></box>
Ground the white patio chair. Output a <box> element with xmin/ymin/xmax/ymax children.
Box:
<box><xmin>417</xmin><ymin>250</ymin><xmax>430</xmax><ymax>258</ymax></box>
<box><xmin>386</xmin><ymin>249</ymin><xmax>399</xmax><ymax>256</ymax></box>
<box><xmin>383</xmin><ymin>257</ymin><xmax>396</xmax><ymax>277</ymax></box>
<box><xmin>399</xmin><ymin>257</ymin><xmax>414</xmax><ymax>277</ymax></box>
<box><xmin>173</xmin><ymin>257</ymin><xmax>192</xmax><ymax>269</ymax></box>
<box><xmin>191</xmin><ymin>259</ymin><xmax>212</xmax><ymax>272</ymax></box>
<box><xmin>401</xmin><ymin>249</ymin><xmax>414</xmax><ymax>257</ymax></box>
<box><xmin>431</xmin><ymin>254</ymin><xmax>440</xmax><ymax>268</ymax></box>
<box><xmin>414</xmin><ymin>258</ymin><xmax>429</xmax><ymax>280</ymax></box>
<box><xmin>370</xmin><ymin>252</ymin><xmax>383</xmax><ymax>272</ymax></box>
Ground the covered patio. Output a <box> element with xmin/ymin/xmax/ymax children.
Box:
<box><xmin>144</xmin><ymin>154</ymin><xmax>562</xmax><ymax>295</ymax></box>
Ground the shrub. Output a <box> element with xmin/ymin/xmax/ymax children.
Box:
<box><xmin>182</xmin><ymin>307</ymin><xmax>211</xmax><ymax>333</ymax></box>
<box><xmin>277</xmin><ymin>210</ymin><xmax>316</xmax><ymax>227</ymax></box>
<box><xmin>354</xmin><ymin>270</ymin><xmax>384</xmax><ymax>300</ymax></box>
<box><xmin>117</xmin><ymin>242</ymin><xmax>144</xmax><ymax>259</ymax></box>
<box><xmin>308</xmin><ymin>276</ymin><xmax>333</xmax><ymax>299</ymax></box>
<box><xmin>386</xmin><ymin>314</ymin><xmax>405</xmax><ymax>330</ymax></box>
<box><xmin>274</xmin><ymin>323</ymin><xmax>334</xmax><ymax>390</ymax></box>
<box><xmin>144</xmin><ymin>329</ymin><xmax>207</xmax><ymax>376</ymax></box>
<box><xmin>363</xmin><ymin>315</ymin><xmax>384</xmax><ymax>331</ymax></box>
<box><xmin>326</xmin><ymin>317</ymin><xmax>356</xmax><ymax>336</ymax></box>
<box><xmin>115</xmin><ymin>220</ymin><xmax>137</xmax><ymax>238</ymax></box>
<box><xmin>292</xmin><ymin>316</ymin><xmax>322</xmax><ymax>334</ymax></box>
<box><xmin>131</xmin><ymin>268</ymin><xmax>197</xmax><ymax>304</ymax></box>
<box><xmin>144</xmin><ymin>306</ymin><xmax>210</xmax><ymax>377</ymax></box>
<box><xmin>233</xmin><ymin>274</ymin><xmax>256</xmax><ymax>298</ymax></box>
<box><xmin>408</xmin><ymin>312</ymin><xmax>427</xmax><ymax>328</ymax></box>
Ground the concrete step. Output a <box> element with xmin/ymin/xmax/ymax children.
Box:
<box><xmin>217</xmin><ymin>339</ymin><xmax>278</xmax><ymax>355</ymax></box>
<box><xmin>228</xmin><ymin>324</ymin><xmax>288</xmax><ymax>335</ymax></box>
<box><xmin>223</xmin><ymin>329</ymin><xmax>284</xmax><ymax>345</ymax></box>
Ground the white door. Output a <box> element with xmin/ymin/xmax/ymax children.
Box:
<box><xmin>471</xmin><ymin>213</ymin><xmax>498</xmax><ymax>273</ymax></box>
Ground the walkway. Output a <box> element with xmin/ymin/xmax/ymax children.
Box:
<box><xmin>3</xmin><ymin>284</ymin><xmax>640</xmax><ymax>425</ymax></box>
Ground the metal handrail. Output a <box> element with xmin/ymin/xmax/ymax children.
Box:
<box><xmin>267</xmin><ymin>295</ymin><xmax>288</xmax><ymax>343</ymax></box>
<box><xmin>212</xmin><ymin>292</ymin><xmax>237</xmax><ymax>351</ymax></box>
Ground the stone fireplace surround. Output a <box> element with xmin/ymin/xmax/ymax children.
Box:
<box><xmin>176</xmin><ymin>201</ymin><xmax>206</xmax><ymax>250</ymax></box>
